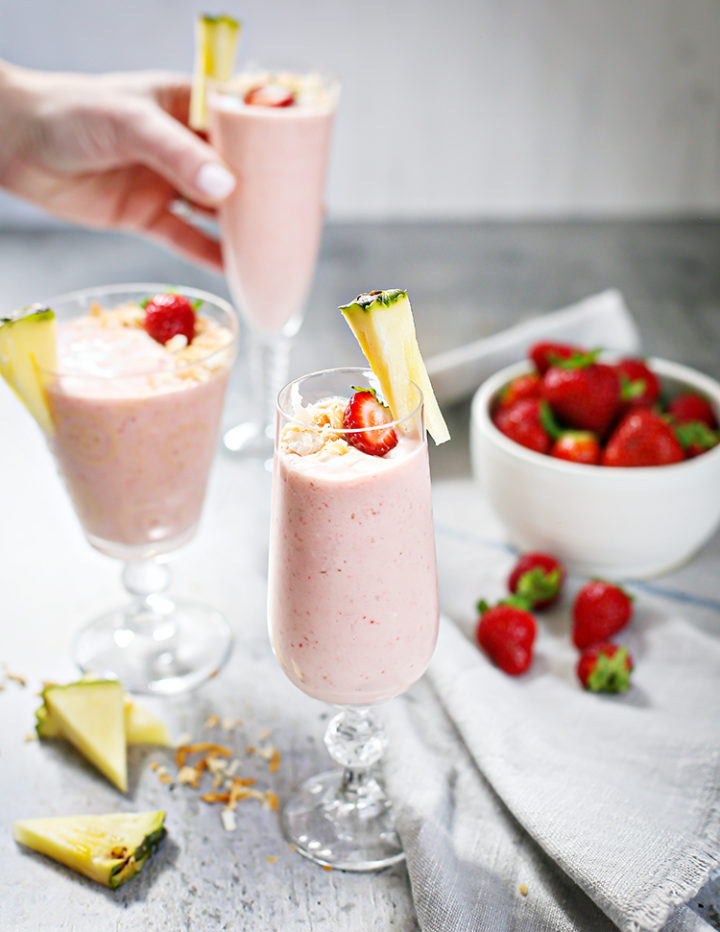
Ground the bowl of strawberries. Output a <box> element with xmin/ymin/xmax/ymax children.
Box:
<box><xmin>470</xmin><ymin>342</ymin><xmax>720</xmax><ymax>578</ymax></box>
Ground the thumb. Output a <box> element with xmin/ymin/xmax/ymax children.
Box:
<box><xmin>116</xmin><ymin>101</ymin><xmax>236</xmax><ymax>206</ymax></box>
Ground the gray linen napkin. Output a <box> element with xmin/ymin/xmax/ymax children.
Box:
<box><xmin>383</xmin><ymin>581</ymin><xmax>720</xmax><ymax>932</ymax></box>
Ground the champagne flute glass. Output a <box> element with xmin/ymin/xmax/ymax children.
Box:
<box><xmin>207</xmin><ymin>69</ymin><xmax>340</xmax><ymax>458</ymax></box>
<box><xmin>267</xmin><ymin>367</ymin><xmax>440</xmax><ymax>870</ymax></box>
<box><xmin>38</xmin><ymin>284</ymin><xmax>239</xmax><ymax>695</ymax></box>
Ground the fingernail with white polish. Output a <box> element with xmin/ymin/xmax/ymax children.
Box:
<box><xmin>195</xmin><ymin>163</ymin><xmax>236</xmax><ymax>200</ymax></box>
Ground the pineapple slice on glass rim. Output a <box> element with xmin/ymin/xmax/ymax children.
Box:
<box><xmin>189</xmin><ymin>13</ymin><xmax>241</xmax><ymax>131</ymax></box>
<box><xmin>0</xmin><ymin>306</ymin><xmax>57</xmax><ymax>434</ymax></box>
<box><xmin>340</xmin><ymin>289</ymin><xmax>450</xmax><ymax>445</ymax></box>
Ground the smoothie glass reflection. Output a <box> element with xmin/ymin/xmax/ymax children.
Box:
<box><xmin>268</xmin><ymin>367</ymin><xmax>439</xmax><ymax>870</ymax></box>
<box><xmin>208</xmin><ymin>70</ymin><xmax>339</xmax><ymax>456</ymax></box>
<box><xmin>40</xmin><ymin>284</ymin><xmax>239</xmax><ymax>695</ymax></box>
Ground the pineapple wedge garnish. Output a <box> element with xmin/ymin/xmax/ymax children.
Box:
<box><xmin>44</xmin><ymin>681</ymin><xmax>128</xmax><ymax>793</ymax></box>
<box><xmin>13</xmin><ymin>811</ymin><xmax>166</xmax><ymax>889</ymax></box>
<box><xmin>340</xmin><ymin>289</ymin><xmax>450</xmax><ymax>445</ymax></box>
<box><xmin>0</xmin><ymin>307</ymin><xmax>56</xmax><ymax>434</ymax></box>
<box><xmin>189</xmin><ymin>13</ymin><xmax>241</xmax><ymax>131</ymax></box>
<box><xmin>36</xmin><ymin>682</ymin><xmax>171</xmax><ymax>747</ymax></box>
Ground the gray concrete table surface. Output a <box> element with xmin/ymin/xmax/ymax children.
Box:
<box><xmin>0</xmin><ymin>220</ymin><xmax>719</xmax><ymax>931</ymax></box>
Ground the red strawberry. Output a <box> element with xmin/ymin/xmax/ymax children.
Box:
<box><xmin>475</xmin><ymin>601</ymin><xmax>537</xmax><ymax>675</ymax></box>
<box><xmin>602</xmin><ymin>410</ymin><xmax>685</xmax><ymax>467</ymax></box>
<box><xmin>542</xmin><ymin>354</ymin><xmax>621</xmax><ymax>435</ymax></box>
<box><xmin>497</xmin><ymin>373</ymin><xmax>542</xmax><ymax>411</ymax></box>
<box><xmin>550</xmin><ymin>431</ymin><xmax>601</xmax><ymax>465</ymax></box>
<box><xmin>667</xmin><ymin>393</ymin><xmax>718</xmax><ymax>430</ymax></box>
<box><xmin>343</xmin><ymin>390</ymin><xmax>398</xmax><ymax>457</ymax></box>
<box><xmin>507</xmin><ymin>552</ymin><xmax>565</xmax><ymax>610</ymax></box>
<box><xmin>674</xmin><ymin>420</ymin><xmax>720</xmax><ymax>459</ymax></box>
<box><xmin>143</xmin><ymin>293</ymin><xmax>196</xmax><ymax>345</ymax></box>
<box><xmin>529</xmin><ymin>342</ymin><xmax>586</xmax><ymax>375</ymax></box>
<box><xmin>577</xmin><ymin>642</ymin><xmax>634</xmax><ymax>693</ymax></box>
<box><xmin>572</xmin><ymin>581</ymin><xmax>633</xmax><ymax>649</ymax></box>
<box><xmin>615</xmin><ymin>358</ymin><xmax>661</xmax><ymax>410</ymax></box>
<box><xmin>244</xmin><ymin>83</ymin><xmax>295</xmax><ymax>107</ymax></box>
<box><xmin>493</xmin><ymin>399</ymin><xmax>551</xmax><ymax>454</ymax></box>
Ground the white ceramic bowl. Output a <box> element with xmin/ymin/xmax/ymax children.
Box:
<box><xmin>470</xmin><ymin>357</ymin><xmax>720</xmax><ymax>579</ymax></box>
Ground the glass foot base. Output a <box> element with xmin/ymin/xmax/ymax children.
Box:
<box><xmin>72</xmin><ymin>597</ymin><xmax>233</xmax><ymax>695</ymax></box>
<box><xmin>282</xmin><ymin>769</ymin><xmax>405</xmax><ymax>872</ymax></box>
<box><xmin>223</xmin><ymin>421</ymin><xmax>274</xmax><ymax>461</ymax></box>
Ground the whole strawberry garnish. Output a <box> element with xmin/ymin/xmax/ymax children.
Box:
<box><xmin>497</xmin><ymin>373</ymin><xmax>541</xmax><ymax>411</ymax></box>
<box><xmin>507</xmin><ymin>552</ymin><xmax>565</xmax><ymax>610</ymax></box>
<box><xmin>572</xmin><ymin>580</ymin><xmax>633</xmax><ymax>649</ymax></box>
<box><xmin>602</xmin><ymin>409</ymin><xmax>685</xmax><ymax>467</ymax></box>
<box><xmin>674</xmin><ymin>420</ymin><xmax>720</xmax><ymax>459</ymax></box>
<box><xmin>475</xmin><ymin>600</ymin><xmax>537</xmax><ymax>675</ymax></box>
<box><xmin>343</xmin><ymin>389</ymin><xmax>398</xmax><ymax>457</ymax></box>
<box><xmin>244</xmin><ymin>83</ymin><xmax>295</xmax><ymax>107</ymax></box>
<box><xmin>667</xmin><ymin>393</ymin><xmax>718</xmax><ymax>430</ymax></box>
<box><xmin>550</xmin><ymin>431</ymin><xmax>601</xmax><ymax>465</ymax></box>
<box><xmin>529</xmin><ymin>341</ymin><xmax>586</xmax><ymax>375</ymax></box>
<box><xmin>493</xmin><ymin>398</ymin><xmax>551</xmax><ymax>454</ymax></box>
<box><xmin>615</xmin><ymin>358</ymin><xmax>661</xmax><ymax>410</ymax></box>
<box><xmin>143</xmin><ymin>293</ymin><xmax>196</xmax><ymax>345</ymax></box>
<box><xmin>577</xmin><ymin>642</ymin><xmax>634</xmax><ymax>693</ymax></box>
<box><xmin>542</xmin><ymin>351</ymin><xmax>621</xmax><ymax>435</ymax></box>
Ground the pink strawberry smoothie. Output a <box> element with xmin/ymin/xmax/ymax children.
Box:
<box><xmin>268</xmin><ymin>432</ymin><xmax>439</xmax><ymax>706</ymax></box>
<box><xmin>208</xmin><ymin>72</ymin><xmax>338</xmax><ymax>335</ymax></box>
<box><xmin>45</xmin><ymin>311</ymin><xmax>234</xmax><ymax>557</ymax></box>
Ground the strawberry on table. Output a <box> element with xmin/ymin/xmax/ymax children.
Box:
<box><xmin>244</xmin><ymin>83</ymin><xmax>295</xmax><ymax>107</ymax></box>
<box><xmin>550</xmin><ymin>431</ymin><xmax>601</xmax><ymax>465</ymax></box>
<box><xmin>541</xmin><ymin>351</ymin><xmax>621</xmax><ymax>436</ymax></box>
<box><xmin>507</xmin><ymin>552</ymin><xmax>565</xmax><ymax>610</ymax></box>
<box><xmin>667</xmin><ymin>392</ymin><xmax>718</xmax><ymax>430</ymax></box>
<box><xmin>577</xmin><ymin>642</ymin><xmax>634</xmax><ymax>693</ymax></box>
<box><xmin>572</xmin><ymin>580</ymin><xmax>633</xmax><ymax>649</ymax></box>
<box><xmin>614</xmin><ymin>358</ymin><xmax>661</xmax><ymax>410</ymax></box>
<box><xmin>343</xmin><ymin>389</ymin><xmax>398</xmax><ymax>457</ymax></box>
<box><xmin>143</xmin><ymin>293</ymin><xmax>196</xmax><ymax>345</ymax></box>
<box><xmin>475</xmin><ymin>600</ymin><xmax>537</xmax><ymax>675</ymax></box>
<box><xmin>602</xmin><ymin>409</ymin><xmax>685</xmax><ymax>467</ymax></box>
<box><xmin>529</xmin><ymin>342</ymin><xmax>586</xmax><ymax>376</ymax></box>
<box><xmin>493</xmin><ymin>398</ymin><xmax>551</xmax><ymax>454</ymax></box>
<box><xmin>497</xmin><ymin>373</ymin><xmax>542</xmax><ymax>411</ymax></box>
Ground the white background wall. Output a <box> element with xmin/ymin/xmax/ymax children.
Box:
<box><xmin>2</xmin><ymin>0</ymin><xmax>720</xmax><ymax>225</ymax></box>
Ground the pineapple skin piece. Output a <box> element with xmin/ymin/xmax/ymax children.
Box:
<box><xmin>44</xmin><ymin>681</ymin><xmax>128</xmax><ymax>793</ymax></box>
<box><xmin>0</xmin><ymin>307</ymin><xmax>56</xmax><ymax>434</ymax></box>
<box><xmin>339</xmin><ymin>289</ymin><xmax>450</xmax><ymax>445</ymax></box>
<box><xmin>13</xmin><ymin>811</ymin><xmax>166</xmax><ymax>889</ymax></box>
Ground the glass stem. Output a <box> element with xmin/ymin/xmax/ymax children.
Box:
<box><xmin>120</xmin><ymin>559</ymin><xmax>175</xmax><ymax>636</ymax></box>
<box><xmin>324</xmin><ymin>707</ymin><xmax>388</xmax><ymax>800</ymax></box>
<box><xmin>250</xmin><ymin>332</ymin><xmax>291</xmax><ymax>438</ymax></box>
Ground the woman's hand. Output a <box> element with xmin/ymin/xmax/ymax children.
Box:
<box><xmin>0</xmin><ymin>62</ymin><xmax>235</xmax><ymax>272</ymax></box>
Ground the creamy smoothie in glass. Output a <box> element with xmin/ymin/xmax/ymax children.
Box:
<box><xmin>207</xmin><ymin>69</ymin><xmax>339</xmax><ymax>454</ymax></box>
<box><xmin>35</xmin><ymin>283</ymin><xmax>239</xmax><ymax>694</ymax></box>
<box><xmin>267</xmin><ymin>366</ymin><xmax>439</xmax><ymax>871</ymax></box>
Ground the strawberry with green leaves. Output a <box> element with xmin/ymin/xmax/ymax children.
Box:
<box><xmin>674</xmin><ymin>420</ymin><xmax>720</xmax><ymax>459</ymax></box>
<box><xmin>507</xmin><ymin>552</ymin><xmax>565</xmax><ymax>610</ymax></box>
<box><xmin>541</xmin><ymin>350</ymin><xmax>622</xmax><ymax>436</ymax></box>
<box><xmin>493</xmin><ymin>398</ymin><xmax>551</xmax><ymax>454</ymax></box>
<box><xmin>529</xmin><ymin>341</ymin><xmax>586</xmax><ymax>375</ymax></box>
<box><xmin>577</xmin><ymin>642</ymin><xmax>634</xmax><ymax>693</ymax></box>
<box><xmin>602</xmin><ymin>409</ymin><xmax>685</xmax><ymax>467</ymax></box>
<box><xmin>572</xmin><ymin>580</ymin><xmax>633</xmax><ymax>649</ymax></box>
<box><xmin>475</xmin><ymin>599</ymin><xmax>537</xmax><ymax>675</ymax></box>
<box><xmin>497</xmin><ymin>373</ymin><xmax>542</xmax><ymax>411</ymax></box>
<box><xmin>668</xmin><ymin>393</ymin><xmax>718</xmax><ymax>430</ymax></box>
<box><xmin>614</xmin><ymin>358</ymin><xmax>661</xmax><ymax>411</ymax></box>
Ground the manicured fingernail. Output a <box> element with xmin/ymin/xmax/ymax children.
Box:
<box><xmin>195</xmin><ymin>162</ymin><xmax>236</xmax><ymax>200</ymax></box>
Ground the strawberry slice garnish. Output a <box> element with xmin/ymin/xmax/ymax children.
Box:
<box><xmin>343</xmin><ymin>389</ymin><xmax>398</xmax><ymax>457</ymax></box>
<box><xmin>244</xmin><ymin>83</ymin><xmax>295</xmax><ymax>107</ymax></box>
<box><xmin>143</xmin><ymin>293</ymin><xmax>196</xmax><ymax>345</ymax></box>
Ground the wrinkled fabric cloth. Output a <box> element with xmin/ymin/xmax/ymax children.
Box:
<box><xmin>383</xmin><ymin>489</ymin><xmax>720</xmax><ymax>932</ymax></box>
